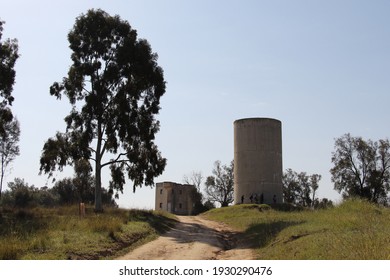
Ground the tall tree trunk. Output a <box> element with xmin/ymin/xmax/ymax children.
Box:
<box><xmin>311</xmin><ymin>191</ymin><xmax>316</xmax><ymax>208</ymax></box>
<box><xmin>0</xmin><ymin>155</ymin><xmax>5</xmax><ymax>199</ymax></box>
<box><xmin>0</xmin><ymin>172</ymin><xmax>3</xmax><ymax>199</ymax></box>
<box><xmin>95</xmin><ymin>161</ymin><xmax>103</xmax><ymax>212</ymax></box>
<box><xmin>94</xmin><ymin>120</ymin><xmax>103</xmax><ymax>212</ymax></box>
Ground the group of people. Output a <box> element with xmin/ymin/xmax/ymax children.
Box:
<box><xmin>240</xmin><ymin>193</ymin><xmax>277</xmax><ymax>204</ymax></box>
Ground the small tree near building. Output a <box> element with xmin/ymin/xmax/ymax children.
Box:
<box><xmin>282</xmin><ymin>168</ymin><xmax>322</xmax><ymax>208</ymax></box>
<box><xmin>183</xmin><ymin>171</ymin><xmax>214</xmax><ymax>213</ymax></box>
<box><xmin>183</xmin><ymin>171</ymin><xmax>203</xmax><ymax>192</ymax></box>
<box><xmin>205</xmin><ymin>160</ymin><xmax>234</xmax><ymax>207</ymax></box>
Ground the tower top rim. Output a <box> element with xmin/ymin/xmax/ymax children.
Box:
<box><xmin>234</xmin><ymin>117</ymin><xmax>281</xmax><ymax>124</ymax></box>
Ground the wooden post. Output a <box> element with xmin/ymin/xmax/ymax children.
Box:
<box><xmin>79</xmin><ymin>203</ymin><xmax>85</xmax><ymax>218</ymax></box>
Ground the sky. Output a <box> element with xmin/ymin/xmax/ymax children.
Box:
<box><xmin>1</xmin><ymin>0</ymin><xmax>389</xmax><ymax>209</ymax></box>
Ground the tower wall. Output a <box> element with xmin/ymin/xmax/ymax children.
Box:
<box><xmin>234</xmin><ymin>118</ymin><xmax>283</xmax><ymax>204</ymax></box>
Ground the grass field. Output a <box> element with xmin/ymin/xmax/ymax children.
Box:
<box><xmin>2</xmin><ymin>199</ymin><xmax>389</xmax><ymax>260</ymax></box>
<box><xmin>203</xmin><ymin>199</ymin><xmax>390</xmax><ymax>259</ymax></box>
<box><xmin>0</xmin><ymin>205</ymin><xmax>177</xmax><ymax>260</ymax></box>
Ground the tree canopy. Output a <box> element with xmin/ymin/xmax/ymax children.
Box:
<box><xmin>282</xmin><ymin>168</ymin><xmax>322</xmax><ymax>208</ymax></box>
<box><xmin>0</xmin><ymin>20</ymin><xmax>19</xmax><ymax>136</ymax></box>
<box><xmin>205</xmin><ymin>160</ymin><xmax>234</xmax><ymax>207</ymax></box>
<box><xmin>330</xmin><ymin>133</ymin><xmax>390</xmax><ymax>204</ymax></box>
<box><xmin>39</xmin><ymin>9</ymin><xmax>167</xmax><ymax>212</ymax></box>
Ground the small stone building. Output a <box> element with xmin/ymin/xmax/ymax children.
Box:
<box><xmin>155</xmin><ymin>182</ymin><xmax>196</xmax><ymax>215</ymax></box>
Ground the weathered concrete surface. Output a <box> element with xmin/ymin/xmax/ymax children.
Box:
<box><xmin>234</xmin><ymin>118</ymin><xmax>283</xmax><ymax>205</ymax></box>
<box><xmin>155</xmin><ymin>182</ymin><xmax>196</xmax><ymax>215</ymax></box>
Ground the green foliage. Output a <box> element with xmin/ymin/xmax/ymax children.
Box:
<box><xmin>0</xmin><ymin>20</ymin><xmax>19</xmax><ymax>135</ymax></box>
<box><xmin>1</xmin><ymin>177</ymin><xmax>116</xmax><ymax>208</ymax></box>
<box><xmin>190</xmin><ymin>187</ymin><xmax>213</xmax><ymax>214</ymax></box>
<box><xmin>313</xmin><ymin>198</ymin><xmax>334</xmax><ymax>209</ymax></box>
<box><xmin>52</xmin><ymin>159</ymin><xmax>100</xmax><ymax>205</ymax></box>
<box><xmin>0</xmin><ymin>21</ymin><xmax>20</xmax><ymax>199</ymax></box>
<box><xmin>183</xmin><ymin>171</ymin><xmax>214</xmax><ymax>214</ymax></box>
<box><xmin>331</xmin><ymin>133</ymin><xmax>390</xmax><ymax>204</ymax></box>
<box><xmin>282</xmin><ymin>169</ymin><xmax>323</xmax><ymax>208</ymax></box>
<box><xmin>204</xmin><ymin>200</ymin><xmax>390</xmax><ymax>259</ymax></box>
<box><xmin>4</xmin><ymin>178</ymin><xmax>35</xmax><ymax>208</ymax></box>
<box><xmin>39</xmin><ymin>9</ymin><xmax>167</xmax><ymax>212</ymax></box>
<box><xmin>205</xmin><ymin>160</ymin><xmax>234</xmax><ymax>207</ymax></box>
<box><xmin>51</xmin><ymin>178</ymin><xmax>77</xmax><ymax>204</ymax></box>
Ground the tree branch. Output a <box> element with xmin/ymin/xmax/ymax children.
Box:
<box><xmin>88</xmin><ymin>156</ymin><xmax>97</xmax><ymax>163</ymax></box>
<box><xmin>82</xmin><ymin>86</ymin><xmax>92</xmax><ymax>95</ymax></box>
<box><xmin>101</xmin><ymin>153</ymin><xmax>128</xmax><ymax>168</ymax></box>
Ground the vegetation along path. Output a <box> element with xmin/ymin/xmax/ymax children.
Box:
<box><xmin>117</xmin><ymin>215</ymin><xmax>254</xmax><ymax>260</ymax></box>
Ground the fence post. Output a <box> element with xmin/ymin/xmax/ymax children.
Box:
<box><xmin>79</xmin><ymin>203</ymin><xmax>85</xmax><ymax>218</ymax></box>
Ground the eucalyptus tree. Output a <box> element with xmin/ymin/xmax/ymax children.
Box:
<box><xmin>40</xmin><ymin>9</ymin><xmax>167</xmax><ymax>212</ymax></box>
<box><xmin>0</xmin><ymin>20</ymin><xmax>19</xmax><ymax>136</ymax></box>
<box><xmin>205</xmin><ymin>160</ymin><xmax>234</xmax><ymax>207</ymax></box>
<box><xmin>0</xmin><ymin>117</ymin><xmax>20</xmax><ymax>198</ymax></box>
<box><xmin>0</xmin><ymin>20</ymin><xmax>19</xmax><ymax>198</ymax></box>
<box><xmin>331</xmin><ymin>133</ymin><xmax>390</xmax><ymax>204</ymax></box>
<box><xmin>282</xmin><ymin>169</ymin><xmax>322</xmax><ymax>207</ymax></box>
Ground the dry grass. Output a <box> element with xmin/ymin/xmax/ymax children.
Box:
<box><xmin>203</xmin><ymin>199</ymin><xmax>390</xmax><ymax>259</ymax></box>
<box><xmin>0</xmin><ymin>205</ymin><xmax>177</xmax><ymax>260</ymax></box>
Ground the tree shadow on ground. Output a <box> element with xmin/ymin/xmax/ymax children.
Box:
<box><xmin>127</xmin><ymin>209</ymin><xmax>178</xmax><ymax>234</ymax></box>
<box><xmin>243</xmin><ymin>220</ymin><xmax>304</xmax><ymax>249</ymax></box>
<box><xmin>162</xmin><ymin>219</ymin><xmax>230</xmax><ymax>249</ymax></box>
<box><xmin>126</xmin><ymin>211</ymin><xmax>305</xmax><ymax>256</ymax></box>
<box><xmin>149</xmin><ymin>217</ymin><xmax>304</xmax><ymax>253</ymax></box>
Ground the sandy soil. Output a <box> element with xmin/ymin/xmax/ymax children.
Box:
<box><xmin>117</xmin><ymin>215</ymin><xmax>254</xmax><ymax>260</ymax></box>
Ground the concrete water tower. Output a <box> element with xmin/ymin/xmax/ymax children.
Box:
<box><xmin>234</xmin><ymin>118</ymin><xmax>283</xmax><ymax>204</ymax></box>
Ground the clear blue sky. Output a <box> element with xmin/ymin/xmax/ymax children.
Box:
<box><xmin>1</xmin><ymin>0</ymin><xmax>389</xmax><ymax>209</ymax></box>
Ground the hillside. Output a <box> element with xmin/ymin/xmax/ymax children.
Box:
<box><xmin>203</xmin><ymin>200</ymin><xmax>390</xmax><ymax>259</ymax></box>
<box><xmin>1</xmin><ymin>199</ymin><xmax>389</xmax><ymax>260</ymax></box>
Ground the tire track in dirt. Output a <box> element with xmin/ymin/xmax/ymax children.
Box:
<box><xmin>117</xmin><ymin>215</ymin><xmax>254</xmax><ymax>260</ymax></box>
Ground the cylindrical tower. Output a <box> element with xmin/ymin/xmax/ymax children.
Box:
<box><xmin>234</xmin><ymin>118</ymin><xmax>283</xmax><ymax>205</ymax></box>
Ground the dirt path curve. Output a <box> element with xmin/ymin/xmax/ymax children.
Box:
<box><xmin>117</xmin><ymin>215</ymin><xmax>254</xmax><ymax>260</ymax></box>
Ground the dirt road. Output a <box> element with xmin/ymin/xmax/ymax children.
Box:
<box><xmin>117</xmin><ymin>215</ymin><xmax>254</xmax><ymax>260</ymax></box>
